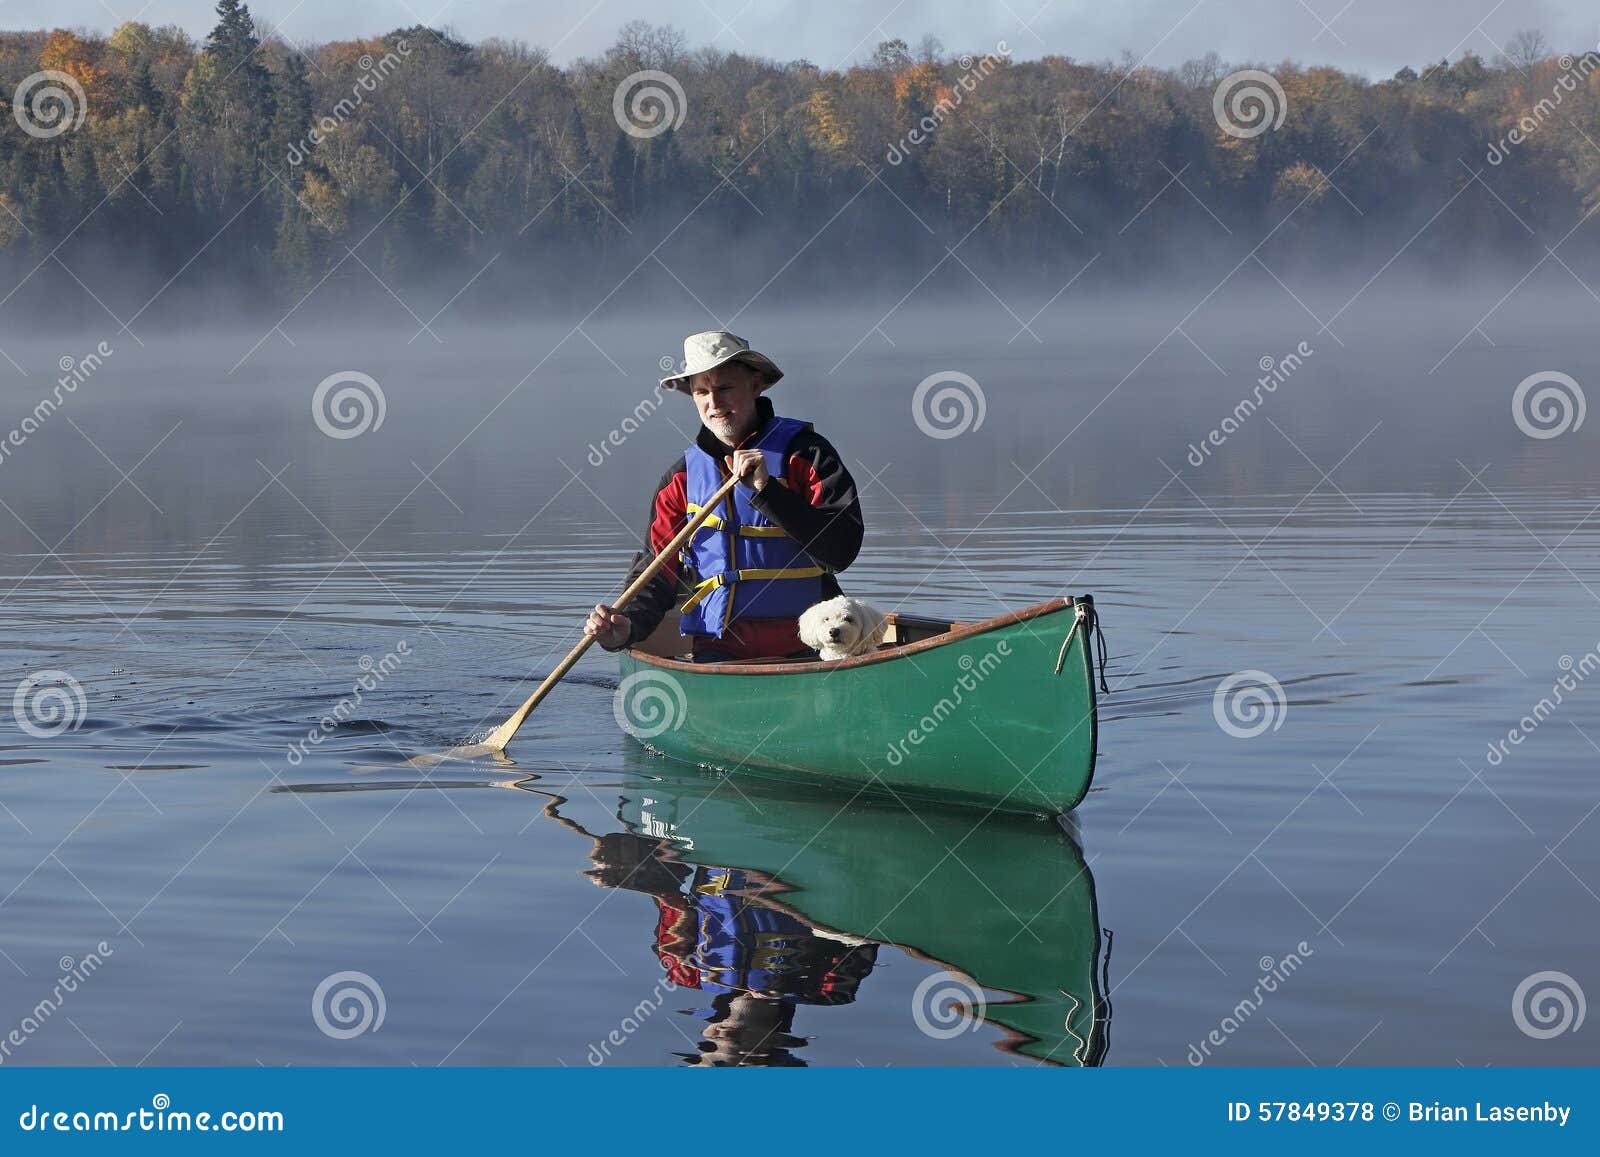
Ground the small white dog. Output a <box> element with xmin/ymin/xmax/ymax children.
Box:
<box><xmin>798</xmin><ymin>595</ymin><xmax>888</xmax><ymax>661</ymax></box>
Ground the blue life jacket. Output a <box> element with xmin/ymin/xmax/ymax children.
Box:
<box><xmin>690</xmin><ymin>867</ymin><xmax>815</xmax><ymax>997</ymax></box>
<box><xmin>678</xmin><ymin>414</ymin><xmax>825</xmax><ymax>638</ymax></box>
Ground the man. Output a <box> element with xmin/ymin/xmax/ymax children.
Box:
<box><xmin>584</xmin><ymin>330</ymin><xmax>864</xmax><ymax>662</ymax></box>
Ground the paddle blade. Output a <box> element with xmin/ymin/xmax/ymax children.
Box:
<box><xmin>478</xmin><ymin>716</ymin><xmax>523</xmax><ymax>753</ymax></box>
<box><xmin>393</xmin><ymin>743</ymin><xmax>517</xmax><ymax>771</ymax></box>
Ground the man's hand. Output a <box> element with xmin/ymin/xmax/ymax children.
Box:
<box><xmin>725</xmin><ymin>449</ymin><xmax>769</xmax><ymax>492</ymax></box>
<box><xmin>585</xmin><ymin>603</ymin><xmax>632</xmax><ymax>651</ymax></box>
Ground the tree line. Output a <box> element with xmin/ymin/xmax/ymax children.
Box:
<box><xmin>2</xmin><ymin>3</ymin><xmax>1597</xmax><ymax>315</ymax></box>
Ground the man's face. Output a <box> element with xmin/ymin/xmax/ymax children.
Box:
<box><xmin>689</xmin><ymin>363</ymin><xmax>762</xmax><ymax>444</ymax></box>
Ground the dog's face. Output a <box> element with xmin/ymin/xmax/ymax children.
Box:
<box><xmin>798</xmin><ymin>597</ymin><xmax>884</xmax><ymax>656</ymax></box>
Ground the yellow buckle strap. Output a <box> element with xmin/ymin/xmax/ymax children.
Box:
<box><xmin>680</xmin><ymin>573</ymin><xmax>726</xmax><ymax>614</ymax></box>
<box><xmin>679</xmin><ymin>566</ymin><xmax>826</xmax><ymax>614</ymax></box>
<box><xmin>736</xmin><ymin>566</ymin><xmax>824</xmax><ymax>582</ymax></box>
<box><xmin>737</xmin><ymin>525</ymin><xmax>790</xmax><ymax>538</ymax></box>
<box><xmin>684</xmin><ymin>502</ymin><xmax>726</xmax><ymax>531</ymax></box>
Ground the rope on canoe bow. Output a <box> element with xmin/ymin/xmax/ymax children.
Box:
<box><xmin>1090</xmin><ymin>600</ymin><xmax>1109</xmax><ymax>694</ymax></box>
<box><xmin>1053</xmin><ymin>599</ymin><xmax>1111</xmax><ymax>694</ymax></box>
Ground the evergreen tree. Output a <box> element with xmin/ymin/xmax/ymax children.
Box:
<box><xmin>609</xmin><ymin>128</ymin><xmax>636</xmax><ymax>219</ymax></box>
<box><xmin>271</xmin><ymin>51</ymin><xmax>313</xmax><ymax>177</ymax></box>
<box><xmin>130</xmin><ymin>61</ymin><xmax>164</xmax><ymax>119</ymax></box>
<box><xmin>205</xmin><ymin>0</ymin><xmax>274</xmax><ymax>114</ymax></box>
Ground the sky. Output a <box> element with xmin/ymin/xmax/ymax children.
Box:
<box><xmin>1</xmin><ymin>0</ymin><xmax>1597</xmax><ymax>79</ymax></box>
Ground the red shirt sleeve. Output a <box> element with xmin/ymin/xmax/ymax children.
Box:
<box><xmin>646</xmin><ymin>470</ymin><xmax>688</xmax><ymax>586</ymax></box>
<box><xmin>785</xmin><ymin>456</ymin><xmax>826</xmax><ymax>506</ymax></box>
<box><xmin>654</xmin><ymin>895</ymin><xmax>702</xmax><ymax>989</ymax></box>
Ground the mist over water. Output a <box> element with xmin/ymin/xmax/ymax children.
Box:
<box><xmin>4</xmin><ymin>276</ymin><xmax>1596</xmax><ymax>544</ymax></box>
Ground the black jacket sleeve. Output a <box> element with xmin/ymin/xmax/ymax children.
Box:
<box><xmin>747</xmin><ymin>430</ymin><xmax>864</xmax><ymax>573</ymax></box>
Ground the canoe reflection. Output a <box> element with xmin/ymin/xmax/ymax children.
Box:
<box><xmin>571</xmin><ymin>751</ymin><xmax>1113</xmax><ymax>1066</ymax></box>
<box><xmin>276</xmin><ymin>753</ymin><xmax>1113</xmax><ymax>1065</ymax></box>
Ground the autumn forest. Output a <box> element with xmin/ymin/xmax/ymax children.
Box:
<box><xmin>3</xmin><ymin>2</ymin><xmax>1599</xmax><ymax>321</ymax></box>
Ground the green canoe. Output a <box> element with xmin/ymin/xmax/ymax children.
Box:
<box><xmin>575</xmin><ymin>750</ymin><xmax>1111</xmax><ymax>1065</ymax></box>
<box><xmin>615</xmin><ymin>596</ymin><xmax>1104</xmax><ymax>815</ymax></box>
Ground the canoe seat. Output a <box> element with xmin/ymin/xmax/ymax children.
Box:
<box><xmin>883</xmin><ymin>613</ymin><xmax>955</xmax><ymax>646</ymax></box>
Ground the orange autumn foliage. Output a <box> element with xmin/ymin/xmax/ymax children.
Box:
<box><xmin>39</xmin><ymin>30</ymin><xmax>110</xmax><ymax>111</ymax></box>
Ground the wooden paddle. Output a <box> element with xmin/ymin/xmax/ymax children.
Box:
<box><xmin>473</xmin><ymin>469</ymin><xmax>743</xmax><ymax>753</ymax></box>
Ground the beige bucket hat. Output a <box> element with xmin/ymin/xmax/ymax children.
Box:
<box><xmin>660</xmin><ymin>330</ymin><xmax>783</xmax><ymax>392</ymax></box>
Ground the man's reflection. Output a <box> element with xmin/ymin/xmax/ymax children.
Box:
<box><xmin>585</xmin><ymin>831</ymin><xmax>878</xmax><ymax>1065</ymax></box>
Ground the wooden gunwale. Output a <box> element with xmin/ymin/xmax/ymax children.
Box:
<box><xmin>623</xmin><ymin>595</ymin><xmax>1077</xmax><ymax>675</ymax></box>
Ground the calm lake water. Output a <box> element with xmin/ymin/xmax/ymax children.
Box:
<box><xmin>2</xmin><ymin>288</ymin><xmax>1597</xmax><ymax>1066</ymax></box>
